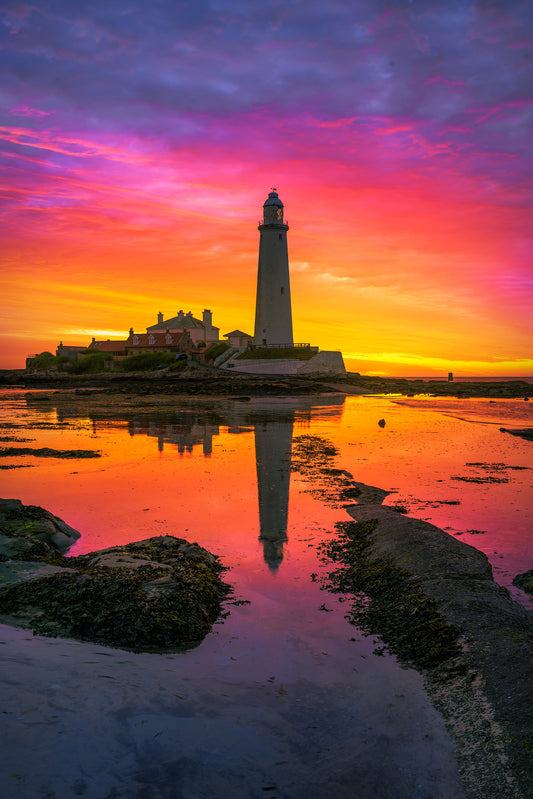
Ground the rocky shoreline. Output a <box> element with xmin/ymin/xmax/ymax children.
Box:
<box><xmin>291</xmin><ymin>435</ymin><xmax>533</xmax><ymax>799</ymax></box>
<box><xmin>1</xmin><ymin>366</ymin><xmax>532</xmax><ymax>399</ymax></box>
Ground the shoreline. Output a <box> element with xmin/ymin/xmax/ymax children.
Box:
<box><xmin>341</xmin><ymin>505</ymin><xmax>533</xmax><ymax>799</ymax></box>
<box><xmin>1</xmin><ymin>367</ymin><xmax>533</xmax><ymax>399</ymax></box>
<box><xmin>291</xmin><ymin>436</ymin><xmax>533</xmax><ymax>799</ymax></box>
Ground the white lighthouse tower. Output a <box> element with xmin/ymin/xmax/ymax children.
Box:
<box><xmin>253</xmin><ymin>189</ymin><xmax>293</xmax><ymax>347</ymax></box>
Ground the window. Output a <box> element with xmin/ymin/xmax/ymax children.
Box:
<box><xmin>281</xmin><ymin>287</ymin><xmax>284</xmax><ymax>295</ymax></box>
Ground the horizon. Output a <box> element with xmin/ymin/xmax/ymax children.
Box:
<box><xmin>1</xmin><ymin>1</ymin><xmax>532</xmax><ymax>376</ymax></box>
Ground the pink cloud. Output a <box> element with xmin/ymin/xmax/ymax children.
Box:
<box><xmin>467</xmin><ymin>99</ymin><xmax>533</xmax><ymax>124</ymax></box>
<box><xmin>423</xmin><ymin>76</ymin><xmax>467</xmax><ymax>87</ymax></box>
<box><xmin>0</xmin><ymin>126</ymin><xmax>151</xmax><ymax>164</ymax></box>
<box><xmin>9</xmin><ymin>106</ymin><xmax>52</xmax><ymax>117</ymax></box>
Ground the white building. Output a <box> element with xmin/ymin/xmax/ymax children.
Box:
<box><xmin>253</xmin><ymin>189</ymin><xmax>293</xmax><ymax>347</ymax></box>
<box><xmin>223</xmin><ymin>330</ymin><xmax>253</xmax><ymax>349</ymax></box>
<box><xmin>146</xmin><ymin>309</ymin><xmax>219</xmax><ymax>347</ymax></box>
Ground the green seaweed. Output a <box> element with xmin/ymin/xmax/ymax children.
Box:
<box><xmin>0</xmin><ymin>537</ymin><xmax>231</xmax><ymax>652</ymax></box>
<box><xmin>319</xmin><ymin>520</ymin><xmax>462</xmax><ymax>671</ymax></box>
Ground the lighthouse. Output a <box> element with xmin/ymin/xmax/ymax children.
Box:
<box><xmin>253</xmin><ymin>189</ymin><xmax>293</xmax><ymax>347</ymax></box>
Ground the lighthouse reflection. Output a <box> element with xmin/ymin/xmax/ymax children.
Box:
<box><xmin>124</xmin><ymin>410</ymin><xmax>296</xmax><ymax>568</ymax></box>
<box><xmin>46</xmin><ymin>395</ymin><xmax>345</xmax><ymax>569</ymax></box>
<box><xmin>254</xmin><ymin>416</ymin><xmax>293</xmax><ymax>570</ymax></box>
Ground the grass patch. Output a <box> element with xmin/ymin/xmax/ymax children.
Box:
<box><xmin>116</xmin><ymin>352</ymin><xmax>177</xmax><ymax>372</ymax></box>
<box><xmin>204</xmin><ymin>342</ymin><xmax>230</xmax><ymax>362</ymax></box>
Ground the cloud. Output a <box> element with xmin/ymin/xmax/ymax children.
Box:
<box><xmin>9</xmin><ymin>105</ymin><xmax>51</xmax><ymax>117</ymax></box>
<box><xmin>0</xmin><ymin>0</ymin><xmax>532</xmax><ymax>370</ymax></box>
<box><xmin>67</xmin><ymin>328</ymin><xmax>127</xmax><ymax>338</ymax></box>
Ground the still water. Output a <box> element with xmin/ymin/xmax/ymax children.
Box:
<box><xmin>0</xmin><ymin>389</ymin><xmax>532</xmax><ymax>798</ymax></box>
<box><xmin>1</xmin><ymin>390</ymin><xmax>531</xmax><ymax>605</ymax></box>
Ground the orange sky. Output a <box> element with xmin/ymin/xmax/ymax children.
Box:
<box><xmin>1</xmin><ymin>2</ymin><xmax>532</xmax><ymax>376</ymax></box>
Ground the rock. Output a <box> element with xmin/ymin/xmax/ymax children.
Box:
<box><xmin>0</xmin><ymin>447</ymin><xmax>100</xmax><ymax>459</ymax></box>
<box><xmin>0</xmin><ymin>501</ymin><xmax>231</xmax><ymax>652</ymax></box>
<box><xmin>513</xmin><ymin>570</ymin><xmax>533</xmax><ymax>595</ymax></box>
<box><xmin>0</xmin><ymin>498</ymin><xmax>80</xmax><ymax>560</ymax></box>
<box><xmin>378</xmin><ymin>418</ymin><xmax>386</xmax><ymax>428</ymax></box>
<box><xmin>500</xmin><ymin>428</ymin><xmax>533</xmax><ymax>442</ymax></box>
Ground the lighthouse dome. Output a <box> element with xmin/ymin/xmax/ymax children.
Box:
<box><xmin>263</xmin><ymin>189</ymin><xmax>283</xmax><ymax>207</ymax></box>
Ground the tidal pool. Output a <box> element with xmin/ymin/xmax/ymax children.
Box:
<box><xmin>0</xmin><ymin>389</ymin><xmax>531</xmax><ymax>798</ymax></box>
<box><xmin>1</xmin><ymin>390</ymin><xmax>531</xmax><ymax>604</ymax></box>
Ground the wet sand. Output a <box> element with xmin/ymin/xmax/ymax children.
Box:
<box><xmin>0</xmin><ymin>614</ymin><xmax>465</xmax><ymax>799</ymax></box>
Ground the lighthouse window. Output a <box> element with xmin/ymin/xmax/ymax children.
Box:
<box><xmin>279</xmin><ymin>234</ymin><xmax>282</xmax><ymax>240</ymax></box>
<box><xmin>281</xmin><ymin>287</ymin><xmax>284</xmax><ymax>295</ymax></box>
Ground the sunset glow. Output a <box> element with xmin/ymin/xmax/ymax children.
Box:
<box><xmin>1</xmin><ymin>1</ymin><xmax>532</xmax><ymax>375</ymax></box>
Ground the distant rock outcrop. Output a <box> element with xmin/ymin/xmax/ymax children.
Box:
<box><xmin>513</xmin><ymin>569</ymin><xmax>533</xmax><ymax>595</ymax></box>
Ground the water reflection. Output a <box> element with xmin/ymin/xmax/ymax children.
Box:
<box><xmin>11</xmin><ymin>391</ymin><xmax>533</xmax><ymax>605</ymax></box>
<box><xmin>126</xmin><ymin>415</ymin><xmax>220</xmax><ymax>456</ymax></box>
<box><xmin>30</xmin><ymin>393</ymin><xmax>345</xmax><ymax>569</ymax></box>
<box><xmin>255</xmin><ymin>417</ymin><xmax>293</xmax><ymax>570</ymax></box>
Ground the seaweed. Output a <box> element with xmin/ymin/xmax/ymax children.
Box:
<box><xmin>318</xmin><ymin>520</ymin><xmax>462</xmax><ymax>671</ymax></box>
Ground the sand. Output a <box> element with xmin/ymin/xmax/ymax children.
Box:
<box><xmin>0</xmin><ymin>616</ymin><xmax>466</xmax><ymax>799</ymax></box>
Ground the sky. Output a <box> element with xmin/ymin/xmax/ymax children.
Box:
<box><xmin>1</xmin><ymin>0</ymin><xmax>532</xmax><ymax>376</ymax></box>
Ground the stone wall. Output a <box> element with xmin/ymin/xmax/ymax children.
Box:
<box><xmin>226</xmin><ymin>351</ymin><xmax>345</xmax><ymax>375</ymax></box>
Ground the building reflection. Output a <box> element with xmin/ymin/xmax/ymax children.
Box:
<box><xmin>126</xmin><ymin>416</ymin><xmax>219</xmax><ymax>457</ymax></box>
<box><xmin>119</xmin><ymin>408</ymin><xmax>297</xmax><ymax>569</ymax></box>
<box><xmin>28</xmin><ymin>395</ymin><xmax>344</xmax><ymax>569</ymax></box>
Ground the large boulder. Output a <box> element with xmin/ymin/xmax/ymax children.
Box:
<box><xmin>0</xmin><ymin>500</ymin><xmax>230</xmax><ymax>651</ymax></box>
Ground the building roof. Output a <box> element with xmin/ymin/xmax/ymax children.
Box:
<box><xmin>224</xmin><ymin>330</ymin><xmax>252</xmax><ymax>338</ymax></box>
<box><xmin>88</xmin><ymin>339</ymin><xmax>126</xmax><ymax>352</ymax></box>
<box><xmin>263</xmin><ymin>189</ymin><xmax>283</xmax><ymax>207</ymax></box>
<box><xmin>126</xmin><ymin>331</ymin><xmax>189</xmax><ymax>348</ymax></box>
<box><xmin>147</xmin><ymin>312</ymin><xmax>204</xmax><ymax>331</ymax></box>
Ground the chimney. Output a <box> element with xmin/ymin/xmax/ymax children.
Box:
<box><xmin>177</xmin><ymin>310</ymin><xmax>184</xmax><ymax>323</ymax></box>
<box><xmin>129</xmin><ymin>327</ymin><xmax>133</xmax><ymax>336</ymax></box>
<box><xmin>203</xmin><ymin>308</ymin><xmax>212</xmax><ymax>327</ymax></box>
<box><xmin>157</xmin><ymin>311</ymin><xmax>163</xmax><ymax>324</ymax></box>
